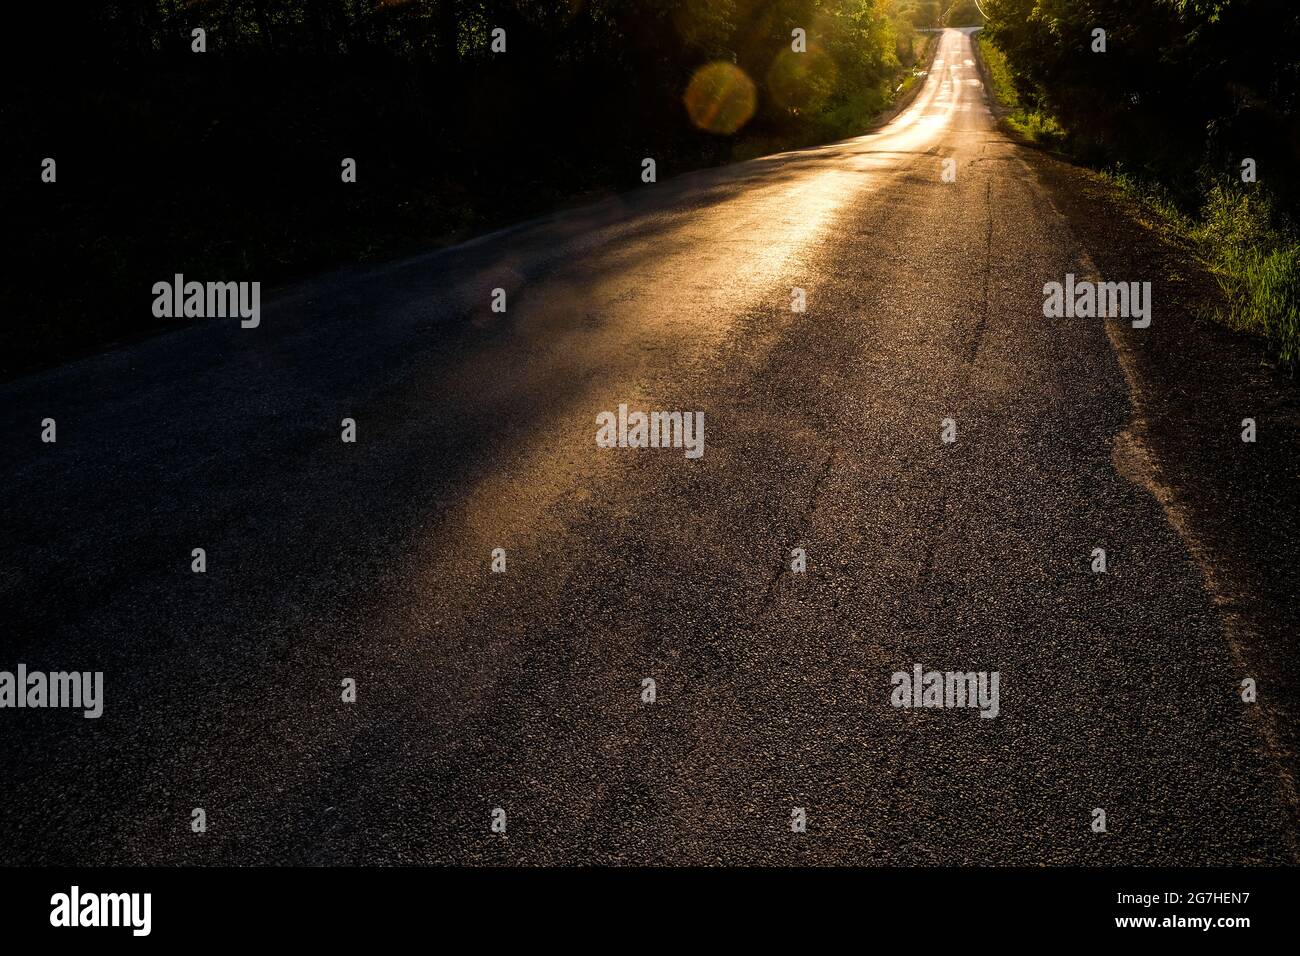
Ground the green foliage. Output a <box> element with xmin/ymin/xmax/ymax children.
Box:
<box><xmin>983</xmin><ymin>0</ymin><xmax>1298</xmax><ymax>209</ymax></box>
<box><xmin>889</xmin><ymin>0</ymin><xmax>943</xmax><ymax>28</ymax></box>
<box><xmin>943</xmin><ymin>0</ymin><xmax>985</xmax><ymax>27</ymax></box>
<box><xmin>983</xmin><ymin>0</ymin><xmax>1300</xmax><ymax>361</ymax></box>
<box><xmin>976</xmin><ymin>33</ymin><xmax>1063</xmax><ymax>145</ymax></box>
<box><xmin>1192</xmin><ymin>188</ymin><xmax>1300</xmax><ymax>362</ymax></box>
<box><xmin>1103</xmin><ymin>170</ymin><xmax>1300</xmax><ymax>362</ymax></box>
<box><xmin>891</xmin><ymin>15</ymin><xmax>918</xmax><ymax>65</ymax></box>
<box><xmin>1</xmin><ymin>1</ymin><xmax>921</xmax><ymax>377</ymax></box>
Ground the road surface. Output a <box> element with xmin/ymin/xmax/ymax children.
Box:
<box><xmin>2</xmin><ymin>28</ymin><xmax>1295</xmax><ymax>865</ymax></box>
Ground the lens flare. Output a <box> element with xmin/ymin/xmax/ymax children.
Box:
<box><xmin>684</xmin><ymin>62</ymin><xmax>757</xmax><ymax>135</ymax></box>
<box><xmin>766</xmin><ymin>46</ymin><xmax>837</xmax><ymax>114</ymax></box>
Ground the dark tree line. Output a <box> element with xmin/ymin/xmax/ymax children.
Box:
<box><xmin>2</xmin><ymin>1</ymin><xmax>934</xmax><ymax>377</ymax></box>
<box><xmin>984</xmin><ymin>0</ymin><xmax>1299</xmax><ymax>216</ymax></box>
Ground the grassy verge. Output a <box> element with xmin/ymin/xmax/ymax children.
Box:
<box><xmin>1101</xmin><ymin>172</ymin><xmax>1300</xmax><ymax>363</ymax></box>
<box><xmin>976</xmin><ymin>35</ymin><xmax>1064</xmax><ymax>148</ymax></box>
<box><xmin>892</xmin><ymin>35</ymin><xmax>936</xmax><ymax>103</ymax></box>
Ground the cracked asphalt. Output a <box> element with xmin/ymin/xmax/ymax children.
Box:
<box><xmin>2</xmin><ymin>28</ymin><xmax>1296</xmax><ymax>865</ymax></box>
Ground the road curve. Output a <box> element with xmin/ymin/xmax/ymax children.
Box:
<box><xmin>1</xmin><ymin>28</ymin><xmax>1294</xmax><ymax>865</ymax></box>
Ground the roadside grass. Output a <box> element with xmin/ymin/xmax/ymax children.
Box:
<box><xmin>1103</xmin><ymin>171</ymin><xmax>1300</xmax><ymax>364</ymax></box>
<box><xmin>894</xmin><ymin>34</ymin><xmax>937</xmax><ymax>101</ymax></box>
<box><xmin>911</xmin><ymin>32</ymin><xmax>930</xmax><ymax>64</ymax></box>
<box><xmin>976</xmin><ymin>35</ymin><xmax>1065</xmax><ymax>148</ymax></box>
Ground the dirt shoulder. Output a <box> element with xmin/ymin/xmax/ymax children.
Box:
<box><xmin>1023</xmin><ymin>142</ymin><xmax>1300</xmax><ymax>828</ymax></box>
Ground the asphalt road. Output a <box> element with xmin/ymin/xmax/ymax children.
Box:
<box><xmin>2</xmin><ymin>28</ymin><xmax>1296</xmax><ymax>865</ymax></box>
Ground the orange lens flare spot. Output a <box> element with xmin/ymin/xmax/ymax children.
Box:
<box><xmin>684</xmin><ymin>62</ymin><xmax>757</xmax><ymax>135</ymax></box>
